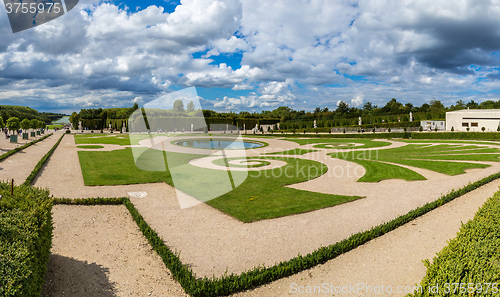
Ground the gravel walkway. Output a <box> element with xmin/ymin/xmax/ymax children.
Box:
<box><xmin>42</xmin><ymin>205</ymin><xmax>187</xmax><ymax>297</ymax></box>
<box><xmin>34</xmin><ymin>135</ymin><xmax>500</xmax><ymax>281</ymax></box>
<box><xmin>0</xmin><ymin>132</ymin><xmax>61</xmax><ymax>185</ymax></box>
<box><xmin>233</xmin><ymin>179</ymin><xmax>500</xmax><ymax>296</ymax></box>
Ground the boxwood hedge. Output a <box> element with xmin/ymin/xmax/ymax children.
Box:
<box><xmin>413</xmin><ymin>190</ymin><xmax>500</xmax><ymax>296</ymax></box>
<box><xmin>0</xmin><ymin>183</ymin><xmax>53</xmax><ymax>297</ymax></box>
<box><xmin>55</xmin><ymin>170</ymin><xmax>500</xmax><ymax>296</ymax></box>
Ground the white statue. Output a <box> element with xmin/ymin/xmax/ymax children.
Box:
<box><xmin>313</xmin><ymin>120</ymin><xmax>317</xmax><ymax>128</ymax></box>
<box><xmin>409</xmin><ymin>112</ymin><xmax>413</xmax><ymax>122</ymax></box>
<box><xmin>358</xmin><ymin>116</ymin><xmax>362</xmax><ymax>126</ymax></box>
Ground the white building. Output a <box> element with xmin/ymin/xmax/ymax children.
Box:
<box><xmin>420</xmin><ymin>120</ymin><xmax>445</xmax><ymax>131</ymax></box>
<box><xmin>446</xmin><ymin>109</ymin><xmax>500</xmax><ymax>132</ymax></box>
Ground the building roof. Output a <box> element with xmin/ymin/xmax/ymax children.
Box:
<box><xmin>447</xmin><ymin>109</ymin><xmax>500</xmax><ymax>114</ymax></box>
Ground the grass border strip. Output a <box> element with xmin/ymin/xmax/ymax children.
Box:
<box><xmin>48</xmin><ymin>172</ymin><xmax>500</xmax><ymax>296</ymax></box>
<box><xmin>23</xmin><ymin>133</ymin><xmax>64</xmax><ymax>186</ymax></box>
<box><xmin>0</xmin><ymin>133</ymin><xmax>53</xmax><ymax>163</ymax></box>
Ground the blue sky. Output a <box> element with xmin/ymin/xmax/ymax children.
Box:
<box><xmin>1</xmin><ymin>0</ymin><xmax>500</xmax><ymax>114</ymax></box>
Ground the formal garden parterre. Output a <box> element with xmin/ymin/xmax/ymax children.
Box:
<box><xmin>4</xmin><ymin>131</ymin><xmax>500</xmax><ymax>296</ymax></box>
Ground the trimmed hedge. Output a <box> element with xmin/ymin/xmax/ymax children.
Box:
<box><xmin>51</xmin><ymin>173</ymin><xmax>500</xmax><ymax>296</ymax></box>
<box><xmin>411</xmin><ymin>131</ymin><xmax>500</xmax><ymax>140</ymax></box>
<box><xmin>280</xmin><ymin>132</ymin><xmax>407</xmax><ymax>139</ymax></box>
<box><xmin>0</xmin><ymin>183</ymin><xmax>53</xmax><ymax>296</ymax></box>
<box><xmin>413</xmin><ymin>191</ymin><xmax>500</xmax><ymax>296</ymax></box>
<box><xmin>23</xmin><ymin>133</ymin><xmax>64</xmax><ymax>186</ymax></box>
<box><xmin>0</xmin><ymin>133</ymin><xmax>53</xmax><ymax>163</ymax></box>
<box><xmin>53</xmin><ymin>197</ymin><xmax>124</xmax><ymax>205</ymax></box>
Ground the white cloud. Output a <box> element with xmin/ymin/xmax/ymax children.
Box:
<box><xmin>2</xmin><ymin>0</ymin><xmax>500</xmax><ymax>112</ymax></box>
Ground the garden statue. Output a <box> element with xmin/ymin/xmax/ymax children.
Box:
<box><xmin>358</xmin><ymin>117</ymin><xmax>362</xmax><ymax>126</ymax></box>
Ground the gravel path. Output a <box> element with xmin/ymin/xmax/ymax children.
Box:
<box><xmin>233</xmin><ymin>179</ymin><xmax>500</xmax><ymax>296</ymax></box>
<box><xmin>0</xmin><ymin>132</ymin><xmax>61</xmax><ymax>185</ymax></box>
<box><xmin>42</xmin><ymin>205</ymin><xmax>187</xmax><ymax>297</ymax></box>
<box><xmin>34</xmin><ymin>135</ymin><xmax>500</xmax><ymax>280</ymax></box>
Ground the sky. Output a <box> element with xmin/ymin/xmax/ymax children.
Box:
<box><xmin>1</xmin><ymin>0</ymin><xmax>500</xmax><ymax>114</ymax></box>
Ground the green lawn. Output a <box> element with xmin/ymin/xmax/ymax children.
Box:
<box><xmin>284</xmin><ymin>138</ymin><xmax>392</xmax><ymax>149</ymax></box>
<box><xmin>400</xmin><ymin>139</ymin><xmax>500</xmax><ymax>146</ymax></box>
<box><xmin>74</xmin><ymin>134</ymin><xmax>153</xmax><ymax>145</ymax></box>
<box><xmin>47</xmin><ymin>124</ymin><xmax>64</xmax><ymax>129</ymax></box>
<box><xmin>331</xmin><ymin>143</ymin><xmax>500</xmax><ymax>182</ymax></box>
<box><xmin>78</xmin><ymin>148</ymin><xmax>362</xmax><ymax>222</ymax></box>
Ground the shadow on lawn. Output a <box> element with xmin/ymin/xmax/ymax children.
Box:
<box><xmin>42</xmin><ymin>254</ymin><xmax>116</xmax><ymax>297</ymax></box>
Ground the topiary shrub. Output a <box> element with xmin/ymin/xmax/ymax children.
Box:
<box><xmin>419</xmin><ymin>126</ymin><xmax>423</xmax><ymax>132</ymax></box>
<box><xmin>65</xmin><ymin>129</ymin><xmax>70</xmax><ymax>134</ymax></box>
<box><xmin>451</xmin><ymin>126</ymin><xmax>454</xmax><ymax>132</ymax></box>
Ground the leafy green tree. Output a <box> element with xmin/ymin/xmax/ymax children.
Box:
<box><xmin>30</xmin><ymin>119</ymin><xmax>38</xmax><ymax>130</ymax></box>
<box><xmin>336</xmin><ymin>101</ymin><xmax>349</xmax><ymax>114</ymax></box>
<box><xmin>429</xmin><ymin>99</ymin><xmax>445</xmax><ymax>112</ymax></box>
<box><xmin>69</xmin><ymin>112</ymin><xmax>79</xmax><ymax>130</ymax></box>
<box><xmin>173</xmin><ymin>100</ymin><xmax>185</xmax><ymax>112</ymax></box>
<box><xmin>20</xmin><ymin>119</ymin><xmax>30</xmax><ymax>131</ymax></box>
<box><xmin>0</xmin><ymin>117</ymin><xmax>5</xmax><ymax>129</ymax></box>
<box><xmin>186</xmin><ymin>101</ymin><xmax>195</xmax><ymax>113</ymax></box>
<box><xmin>6</xmin><ymin>117</ymin><xmax>20</xmax><ymax>133</ymax></box>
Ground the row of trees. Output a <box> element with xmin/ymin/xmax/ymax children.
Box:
<box><xmin>68</xmin><ymin>97</ymin><xmax>500</xmax><ymax>130</ymax></box>
<box><xmin>0</xmin><ymin>117</ymin><xmax>46</xmax><ymax>133</ymax></box>
<box><xmin>0</xmin><ymin>105</ymin><xmax>63</xmax><ymax>125</ymax></box>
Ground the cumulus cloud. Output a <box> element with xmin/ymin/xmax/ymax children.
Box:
<box><xmin>2</xmin><ymin>0</ymin><xmax>500</xmax><ymax>112</ymax></box>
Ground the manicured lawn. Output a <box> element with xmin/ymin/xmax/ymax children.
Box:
<box><xmin>47</xmin><ymin>124</ymin><xmax>64</xmax><ymax>129</ymax></box>
<box><xmin>353</xmin><ymin>159</ymin><xmax>426</xmax><ymax>182</ymax></box>
<box><xmin>78</xmin><ymin>148</ymin><xmax>362</xmax><ymax>222</ymax></box>
<box><xmin>77</xmin><ymin>145</ymin><xmax>104</xmax><ymax>149</ymax></box>
<box><xmin>266</xmin><ymin>148</ymin><xmax>318</xmax><ymax>155</ymax></box>
<box><xmin>331</xmin><ymin>143</ymin><xmax>500</xmax><ymax>182</ymax></box>
<box><xmin>400</xmin><ymin>139</ymin><xmax>500</xmax><ymax>146</ymax></box>
<box><xmin>75</xmin><ymin>134</ymin><xmax>131</xmax><ymax>145</ymax></box>
<box><xmin>284</xmin><ymin>138</ymin><xmax>391</xmax><ymax>149</ymax></box>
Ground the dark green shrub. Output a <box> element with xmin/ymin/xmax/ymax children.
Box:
<box><xmin>451</xmin><ymin>126</ymin><xmax>454</xmax><ymax>132</ymax></box>
<box><xmin>419</xmin><ymin>126</ymin><xmax>423</xmax><ymax>132</ymax></box>
<box><xmin>0</xmin><ymin>184</ymin><xmax>53</xmax><ymax>296</ymax></box>
<box><xmin>65</xmin><ymin>129</ymin><xmax>70</xmax><ymax>134</ymax></box>
<box><xmin>414</xmin><ymin>191</ymin><xmax>500</xmax><ymax>296</ymax></box>
<box><xmin>482</xmin><ymin>126</ymin><xmax>486</xmax><ymax>132</ymax></box>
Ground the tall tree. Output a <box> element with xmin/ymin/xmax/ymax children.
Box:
<box><xmin>6</xmin><ymin>117</ymin><xmax>20</xmax><ymax>133</ymax></box>
<box><xmin>336</xmin><ymin>101</ymin><xmax>350</xmax><ymax>114</ymax></box>
<box><xmin>173</xmin><ymin>100</ymin><xmax>185</xmax><ymax>112</ymax></box>
<box><xmin>186</xmin><ymin>101</ymin><xmax>195</xmax><ymax>113</ymax></box>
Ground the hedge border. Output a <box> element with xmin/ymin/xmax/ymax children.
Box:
<box><xmin>0</xmin><ymin>133</ymin><xmax>53</xmax><ymax>163</ymax></box>
<box><xmin>261</xmin><ymin>131</ymin><xmax>500</xmax><ymax>141</ymax></box>
<box><xmin>23</xmin><ymin>133</ymin><xmax>64</xmax><ymax>186</ymax></box>
<box><xmin>51</xmin><ymin>170</ymin><xmax>500</xmax><ymax>296</ymax></box>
